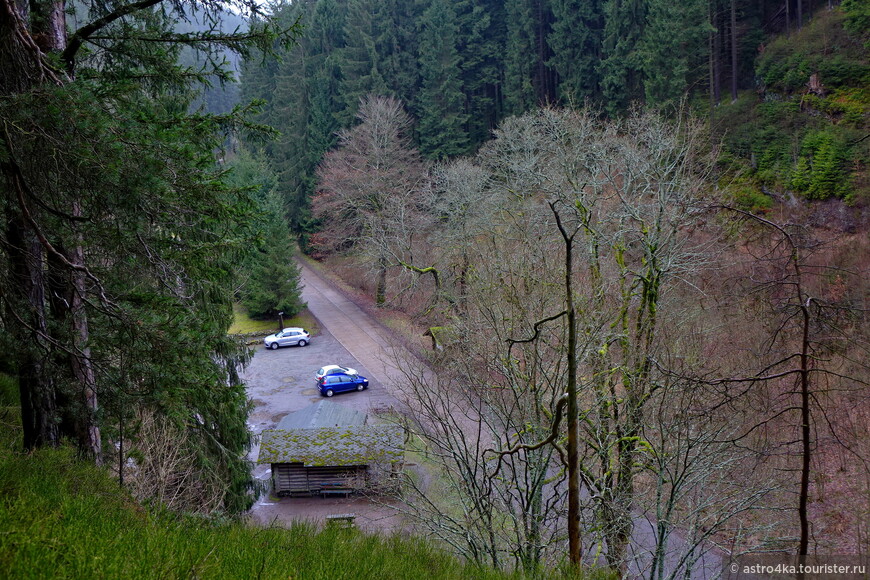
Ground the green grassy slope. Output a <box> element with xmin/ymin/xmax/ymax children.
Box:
<box><xmin>0</xmin><ymin>406</ymin><xmax>605</xmax><ymax>580</ymax></box>
<box><xmin>0</xmin><ymin>442</ymin><xmax>522</xmax><ymax>579</ymax></box>
<box><xmin>713</xmin><ymin>5</ymin><xmax>869</xmax><ymax>210</ymax></box>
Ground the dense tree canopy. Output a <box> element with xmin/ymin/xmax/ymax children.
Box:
<box><xmin>241</xmin><ymin>0</ymin><xmax>867</xmax><ymax>240</ymax></box>
<box><xmin>0</xmin><ymin>0</ymin><xmax>299</xmax><ymax>513</ymax></box>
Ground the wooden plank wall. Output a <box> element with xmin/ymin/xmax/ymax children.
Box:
<box><xmin>272</xmin><ymin>463</ymin><xmax>366</xmax><ymax>496</ymax></box>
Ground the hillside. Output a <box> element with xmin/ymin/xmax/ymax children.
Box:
<box><xmin>713</xmin><ymin>4</ymin><xmax>869</xmax><ymax>212</ymax></box>
<box><xmin>0</xmin><ymin>422</ymin><xmax>587</xmax><ymax>580</ymax></box>
<box><xmin>239</xmin><ymin>1</ymin><xmax>869</xmax><ymax>241</ymax></box>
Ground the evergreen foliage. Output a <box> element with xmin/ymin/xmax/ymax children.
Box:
<box><xmin>502</xmin><ymin>0</ymin><xmax>540</xmax><ymax>116</ymax></box>
<box><xmin>226</xmin><ymin>154</ymin><xmax>306</xmax><ymax>320</ymax></box>
<box><xmin>455</xmin><ymin>0</ymin><xmax>506</xmax><ymax>147</ymax></box>
<box><xmin>0</xmin><ymin>0</ymin><xmax>300</xmax><ymax>514</ymax></box>
<box><xmin>638</xmin><ymin>0</ymin><xmax>709</xmax><ymax>109</ymax></box>
<box><xmin>719</xmin><ymin>7</ymin><xmax>869</xmax><ymax>202</ymax></box>
<box><xmin>548</xmin><ymin>0</ymin><xmax>605</xmax><ymax>104</ymax></box>
<box><xmin>339</xmin><ymin>0</ymin><xmax>390</xmax><ymax>122</ymax></box>
<box><xmin>239</xmin><ymin>0</ymin><xmax>867</xmax><ymax>231</ymax></box>
<box><xmin>599</xmin><ymin>0</ymin><xmax>648</xmax><ymax>116</ymax></box>
<box><xmin>415</xmin><ymin>0</ymin><xmax>470</xmax><ymax>159</ymax></box>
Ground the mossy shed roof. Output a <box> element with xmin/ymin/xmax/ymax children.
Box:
<box><xmin>257</xmin><ymin>425</ymin><xmax>404</xmax><ymax>466</ymax></box>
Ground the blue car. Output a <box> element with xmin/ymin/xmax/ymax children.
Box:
<box><xmin>318</xmin><ymin>372</ymin><xmax>369</xmax><ymax>397</ymax></box>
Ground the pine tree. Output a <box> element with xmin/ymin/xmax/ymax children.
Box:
<box><xmin>0</xmin><ymin>0</ymin><xmax>298</xmax><ymax>513</ymax></box>
<box><xmin>224</xmin><ymin>152</ymin><xmax>304</xmax><ymax>320</ymax></box>
<box><xmin>599</xmin><ymin>0</ymin><xmax>649</xmax><ymax>115</ymax></box>
<box><xmin>375</xmin><ymin>0</ymin><xmax>425</xmax><ymax>108</ymax></box>
<box><xmin>548</xmin><ymin>0</ymin><xmax>606</xmax><ymax>104</ymax></box>
<box><xmin>639</xmin><ymin>0</ymin><xmax>709</xmax><ymax>108</ymax></box>
<box><xmin>455</xmin><ymin>0</ymin><xmax>507</xmax><ymax>148</ymax></box>
<box><xmin>503</xmin><ymin>0</ymin><xmax>540</xmax><ymax>115</ymax></box>
<box><xmin>239</xmin><ymin>184</ymin><xmax>306</xmax><ymax>319</ymax></box>
<box><xmin>339</xmin><ymin>0</ymin><xmax>389</xmax><ymax>123</ymax></box>
<box><xmin>416</xmin><ymin>0</ymin><xmax>470</xmax><ymax>159</ymax></box>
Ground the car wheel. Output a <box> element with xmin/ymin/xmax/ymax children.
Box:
<box><xmin>298</xmin><ymin>339</ymin><xmax>307</xmax><ymax>347</ymax></box>
<box><xmin>325</xmin><ymin>389</ymin><xmax>334</xmax><ymax>397</ymax></box>
<box><xmin>269</xmin><ymin>343</ymin><xmax>279</xmax><ymax>350</ymax></box>
<box><xmin>356</xmin><ymin>383</ymin><xmax>364</xmax><ymax>391</ymax></box>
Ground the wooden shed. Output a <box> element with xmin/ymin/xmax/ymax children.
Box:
<box><xmin>257</xmin><ymin>400</ymin><xmax>404</xmax><ymax>496</ymax></box>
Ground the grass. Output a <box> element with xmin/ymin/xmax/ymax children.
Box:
<box><xmin>228</xmin><ymin>303</ymin><xmax>319</xmax><ymax>336</ymax></box>
<box><xmin>0</xmin><ymin>435</ymin><xmax>541</xmax><ymax>580</ymax></box>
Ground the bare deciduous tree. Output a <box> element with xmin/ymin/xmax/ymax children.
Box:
<box><xmin>313</xmin><ymin>94</ymin><xmax>427</xmax><ymax>305</ymax></box>
<box><xmin>714</xmin><ymin>209</ymin><xmax>870</xmax><ymax>556</ymax></box>
<box><xmin>476</xmin><ymin>106</ymin><xmax>724</xmax><ymax>575</ymax></box>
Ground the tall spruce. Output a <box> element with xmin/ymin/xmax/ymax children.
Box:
<box><xmin>548</xmin><ymin>0</ymin><xmax>605</xmax><ymax>103</ymax></box>
<box><xmin>638</xmin><ymin>0</ymin><xmax>709</xmax><ymax>108</ymax></box>
<box><xmin>0</xmin><ymin>0</ymin><xmax>298</xmax><ymax>513</ymax></box>
<box><xmin>599</xmin><ymin>0</ymin><xmax>649</xmax><ymax>114</ymax></box>
<box><xmin>455</xmin><ymin>0</ymin><xmax>507</xmax><ymax>148</ymax></box>
<box><xmin>416</xmin><ymin>0</ymin><xmax>470</xmax><ymax>159</ymax></box>
<box><xmin>223</xmin><ymin>153</ymin><xmax>305</xmax><ymax>321</ymax></box>
<box><xmin>339</xmin><ymin>0</ymin><xmax>389</xmax><ymax>123</ymax></box>
<box><xmin>503</xmin><ymin>0</ymin><xmax>540</xmax><ymax>115</ymax></box>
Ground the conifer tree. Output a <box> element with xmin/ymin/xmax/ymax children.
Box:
<box><xmin>548</xmin><ymin>0</ymin><xmax>605</xmax><ymax>103</ymax></box>
<box><xmin>455</xmin><ymin>0</ymin><xmax>507</xmax><ymax>148</ymax></box>
<box><xmin>503</xmin><ymin>0</ymin><xmax>539</xmax><ymax>115</ymax></box>
<box><xmin>242</xmin><ymin>191</ymin><xmax>306</xmax><ymax>320</ymax></box>
<box><xmin>599</xmin><ymin>0</ymin><xmax>649</xmax><ymax>114</ymax></box>
<box><xmin>638</xmin><ymin>0</ymin><xmax>709</xmax><ymax>108</ymax></box>
<box><xmin>416</xmin><ymin>0</ymin><xmax>470</xmax><ymax>160</ymax></box>
<box><xmin>0</xmin><ymin>0</ymin><xmax>298</xmax><ymax>513</ymax></box>
<box><xmin>339</xmin><ymin>0</ymin><xmax>389</xmax><ymax>123</ymax></box>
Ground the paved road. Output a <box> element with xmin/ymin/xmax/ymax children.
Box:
<box><xmin>241</xmin><ymin>261</ymin><xmax>408</xmax><ymax>533</ymax></box>
<box><xmin>295</xmin><ymin>260</ymin><xmax>415</xmax><ymax>406</ymax></box>
<box><xmin>242</xmin><ymin>260</ymin><xmax>725</xmax><ymax>576</ymax></box>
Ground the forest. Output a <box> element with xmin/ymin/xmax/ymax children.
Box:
<box><xmin>238</xmin><ymin>0</ymin><xmax>870</xmax><ymax>573</ymax></box>
<box><xmin>0</xmin><ymin>0</ymin><xmax>868</xmax><ymax>577</ymax></box>
<box><xmin>241</xmin><ymin>0</ymin><xmax>869</xmax><ymax>241</ymax></box>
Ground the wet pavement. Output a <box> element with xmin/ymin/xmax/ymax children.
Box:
<box><xmin>240</xmin><ymin>261</ymin><xmax>725</xmax><ymax>575</ymax></box>
<box><xmin>241</xmin><ymin>261</ymin><xmax>405</xmax><ymax>532</ymax></box>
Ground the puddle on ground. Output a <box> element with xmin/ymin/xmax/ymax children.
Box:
<box><xmin>270</xmin><ymin>412</ymin><xmax>289</xmax><ymax>423</ymax></box>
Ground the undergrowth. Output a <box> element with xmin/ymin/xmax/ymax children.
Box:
<box><xmin>0</xmin><ymin>419</ymin><xmax>606</xmax><ymax>579</ymax></box>
<box><xmin>716</xmin><ymin>5</ymin><xmax>869</xmax><ymax>206</ymax></box>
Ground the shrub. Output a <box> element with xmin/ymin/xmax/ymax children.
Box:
<box><xmin>791</xmin><ymin>130</ymin><xmax>854</xmax><ymax>199</ymax></box>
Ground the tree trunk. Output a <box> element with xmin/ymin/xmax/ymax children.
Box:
<box><xmin>730</xmin><ymin>0</ymin><xmax>738</xmax><ymax>101</ymax></box>
<box><xmin>0</xmin><ymin>10</ymin><xmax>60</xmax><ymax>443</ymax></box>
<box><xmin>376</xmin><ymin>255</ymin><xmax>387</xmax><ymax>306</ymax></box>
<box><xmin>0</xmin><ymin>0</ymin><xmax>59</xmax><ymax>94</ymax></box>
<box><xmin>708</xmin><ymin>0</ymin><xmax>718</xmax><ymax>116</ymax></box>
<box><xmin>67</xmin><ymin>204</ymin><xmax>102</xmax><ymax>463</ymax></box>
<box><xmin>5</xmin><ymin>215</ymin><xmax>59</xmax><ymax>450</ymax></box>
<box><xmin>712</xmin><ymin>1</ymin><xmax>722</xmax><ymax>105</ymax></box>
<box><xmin>551</xmin><ymin>202</ymin><xmax>582</xmax><ymax>566</ymax></box>
<box><xmin>798</xmin><ymin>297</ymin><xmax>811</xmax><ymax>555</ymax></box>
<box><xmin>2</xmin><ymin>0</ymin><xmax>100</xmax><ymax>459</ymax></box>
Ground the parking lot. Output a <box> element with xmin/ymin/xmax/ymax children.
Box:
<box><xmin>242</xmin><ymin>262</ymin><xmax>406</xmax><ymax>533</ymax></box>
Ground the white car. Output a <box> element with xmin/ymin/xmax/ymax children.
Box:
<box><xmin>315</xmin><ymin>365</ymin><xmax>357</xmax><ymax>382</ymax></box>
<box><xmin>264</xmin><ymin>327</ymin><xmax>310</xmax><ymax>350</ymax></box>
